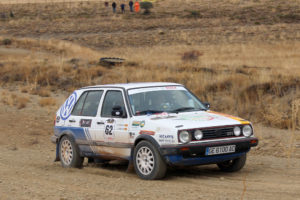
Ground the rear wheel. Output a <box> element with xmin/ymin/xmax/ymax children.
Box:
<box><xmin>133</xmin><ymin>141</ymin><xmax>167</xmax><ymax>180</ymax></box>
<box><xmin>59</xmin><ymin>136</ymin><xmax>83</xmax><ymax>168</ymax></box>
<box><xmin>217</xmin><ymin>154</ymin><xmax>246</xmax><ymax>172</ymax></box>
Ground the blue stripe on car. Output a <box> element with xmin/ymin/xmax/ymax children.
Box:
<box><xmin>54</xmin><ymin>126</ymin><xmax>94</xmax><ymax>157</ymax></box>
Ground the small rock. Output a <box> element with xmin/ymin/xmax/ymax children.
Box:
<box><xmin>220</xmin><ymin>177</ymin><xmax>225</xmax><ymax>180</ymax></box>
<box><xmin>158</xmin><ymin>29</ymin><xmax>165</xmax><ymax>35</ymax></box>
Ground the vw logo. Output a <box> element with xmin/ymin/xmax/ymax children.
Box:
<box><xmin>60</xmin><ymin>92</ymin><xmax>77</xmax><ymax>120</ymax></box>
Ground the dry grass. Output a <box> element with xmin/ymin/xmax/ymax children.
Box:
<box><xmin>1</xmin><ymin>91</ymin><xmax>30</xmax><ymax>109</ymax></box>
<box><xmin>39</xmin><ymin>97</ymin><xmax>56</xmax><ymax>107</ymax></box>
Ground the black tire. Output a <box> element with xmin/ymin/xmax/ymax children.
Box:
<box><xmin>133</xmin><ymin>141</ymin><xmax>167</xmax><ymax>180</ymax></box>
<box><xmin>217</xmin><ymin>154</ymin><xmax>247</xmax><ymax>172</ymax></box>
<box><xmin>59</xmin><ymin>135</ymin><xmax>83</xmax><ymax>168</ymax></box>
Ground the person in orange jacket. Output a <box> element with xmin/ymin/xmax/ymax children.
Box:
<box><xmin>134</xmin><ymin>1</ymin><xmax>140</xmax><ymax>12</ymax></box>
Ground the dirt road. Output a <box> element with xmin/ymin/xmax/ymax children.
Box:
<box><xmin>0</xmin><ymin>90</ymin><xmax>299</xmax><ymax>200</ymax></box>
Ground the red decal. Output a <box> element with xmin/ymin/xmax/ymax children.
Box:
<box><xmin>139</xmin><ymin>130</ymin><xmax>155</xmax><ymax>135</ymax></box>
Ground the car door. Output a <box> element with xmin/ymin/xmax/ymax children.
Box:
<box><xmin>93</xmin><ymin>89</ymin><xmax>131</xmax><ymax>158</ymax></box>
<box><xmin>65</xmin><ymin>90</ymin><xmax>104</xmax><ymax>151</ymax></box>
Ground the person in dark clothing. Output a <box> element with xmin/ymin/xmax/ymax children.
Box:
<box><xmin>10</xmin><ymin>11</ymin><xmax>14</xmax><ymax>18</ymax></box>
<box><xmin>121</xmin><ymin>4</ymin><xmax>125</xmax><ymax>13</ymax></box>
<box><xmin>129</xmin><ymin>1</ymin><xmax>134</xmax><ymax>12</ymax></box>
<box><xmin>112</xmin><ymin>2</ymin><xmax>117</xmax><ymax>13</ymax></box>
<box><xmin>104</xmin><ymin>1</ymin><xmax>109</xmax><ymax>7</ymax></box>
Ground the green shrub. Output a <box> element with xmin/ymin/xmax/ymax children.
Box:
<box><xmin>140</xmin><ymin>2</ymin><xmax>153</xmax><ymax>14</ymax></box>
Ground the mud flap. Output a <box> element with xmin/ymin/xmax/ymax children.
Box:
<box><xmin>126</xmin><ymin>147</ymin><xmax>134</xmax><ymax>173</ymax></box>
<box><xmin>54</xmin><ymin>143</ymin><xmax>60</xmax><ymax>162</ymax></box>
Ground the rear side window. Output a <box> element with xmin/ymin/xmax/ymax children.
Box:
<box><xmin>101</xmin><ymin>91</ymin><xmax>126</xmax><ymax>117</ymax></box>
<box><xmin>72</xmin><ymin>92</ymin><xmax>88</xmax><ymax>116</ymax></box>
<box><xmin>72</xmin><ymin>90</ymin><xmax>103</xmax><ymax>117</ymax></box>
<box><xmin>81</xmin><ymin>91</ymin><xmax>103</xmax><ymax>116</ymax></box>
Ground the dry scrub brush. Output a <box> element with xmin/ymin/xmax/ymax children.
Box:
<box><xmin>39</xmin><ymin>97</ymin><xmax>56</xmax><ymax>107</ymax></box>
<box><xmin>1</xmin><ymin>91</ymin><xmax>30</xmax><ymax>109</ymax></box>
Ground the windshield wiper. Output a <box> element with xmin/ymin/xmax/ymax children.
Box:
<box><xmin>171</xmin><ymin>107</ymin><xmax>206</xmax><ymax>113</ymax></box>
<box><xmin>137</xmin><ymin>110</ymin><xmax>164</xmax><ymax>115</ymax></box>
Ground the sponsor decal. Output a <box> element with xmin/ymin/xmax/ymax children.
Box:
<box><xmin>151</xmin><ymin>116</ymin><xmax>177</xmax><ymax>120</ymax></box>
<box><xmin>165</xmin><ymin>86</ymin><xmax>177</xmax><ymax>90</ymax></box>
<box><xmin>80</xmin><ymin>119</ymin><xmax>92</xmax><ymax>128</ymax></box>
<box><xmin>132</xmin><ymin>121</ymin><xmax>140</xmax><ymax>126</ymax></box>
<box><xmin>132</xmin><ymin>121</ymin><xmax>145</xmax><ymax>128</ymax></box>
<box><xmin>158</xmin><ymin>134</ymin><xmax>175</xmax><ymax>144</ymax></box>
<box><xmin>151</xmin><ymin>112</ymin><xmax>176</xmax><ymax>120</ymax></box>
<box><xmin>106</xmin><ymin>119</ymin><xmax>115</xmax><ymax>124</ymax></box>
<box><xmin>128</xmin><ymin>86</ymin><xmax>187</xmax><ymax>95</ymax></box>
<box><xmin>60</xmin><ymin>92</ymin><xmax>77</xmax><ymax>120</ymax></box>
<box><xmin>129</xmin><ymin>132</ymin><xmax>135</xmax><ymax>138</ymax></box>
<box><xmin>116</xmin><ymin>124</ymin><xmax>129</xmax><ymax>131</ymax></box>
<box><xmin>139</xmin><ymin>130</ymin><xmax>155</xmax><ymax>135</ymax></box>
<box><xmin>174</xmin><ymin>115</ymin><xmax>214</xmax><ymax>121</ymax></box>
<box><xmin>159</xmin><ymin>135</ymin><xmax>174</xmax><ymax>139</ymax></box>
<box><xmin>140</xmin><ymin>120</ymin><xmax>145</xmax><ymax>128</ymax></box>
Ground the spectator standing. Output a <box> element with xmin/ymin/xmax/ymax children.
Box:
<box><xmin>104</xmin><ymin>1</ymin><xmax>109</xmax><ymax>8</ymax></box>
<box><xmin>129</xmin><ymin>1</ymin><xmax>134</xmax><ymax>12</ymax></box>
<box><xmin>10</xmin><ymin>11</ymin><xmax>14</xmax><ymax>18</ymax></box>
<box><xmin>134</xmin><ymin>1</ymin><xmax>140</xmax><ymax>12</ymax></box>
<box><xmin>112</xmin><ymin>2</ymin><xmax>117</xmax><ymax>13</ymax></box>
<box><xmin>121</xmin><ymin>4</ymin><xmax>125</xmax><ymax>13</ymax></box>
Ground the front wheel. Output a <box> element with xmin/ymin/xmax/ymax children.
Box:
<box><xmin>133</xmin><ymin>141</ymin><xmax>167</xmax><ymax>180</ymax></box>
<box><xmin>59</xmin><ymin>135</ymin><xmax>83</xmax><ymax>168</ymax></box>
<box><xmin>217</xmin><ymin>154</ymin><xmax>247</xmax><ymax>172</ymax></box>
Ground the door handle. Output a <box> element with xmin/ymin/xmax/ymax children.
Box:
<box><xmin>69</xmin><ymin>119</ymin><xmax>76</xmax><ymax>123</ymax></box>
<box><xmin>97</xmin><ymin>121</ymin><xmax>105</xmax><ymax>125</ymax></box>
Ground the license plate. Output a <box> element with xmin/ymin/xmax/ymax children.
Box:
<box><xmin>205</xmin><ymin>145</ymin><xmax>236</xmax><ymax>155</ymax></box>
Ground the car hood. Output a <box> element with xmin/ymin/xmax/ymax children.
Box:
<box><xmin>133</xmin><ymin>111</ymin><xmax>250</xmax><ymax>131</ymax></box>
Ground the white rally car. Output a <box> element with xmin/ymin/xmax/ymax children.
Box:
<box><xmin>52</xmin><ymin>82</ymin><xmax>258</xmax><ymax>180</ymax></box>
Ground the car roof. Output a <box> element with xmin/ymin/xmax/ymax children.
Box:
<box><xmin>80</xmin><ymin>82</ymin><xmax>183</xmax><ymax>90</ymax></box>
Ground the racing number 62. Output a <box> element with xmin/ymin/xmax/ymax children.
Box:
<box><xmin>105</xmin><ymin>125</ymin><xmax>113</xmax><ymax>135</ymax></box>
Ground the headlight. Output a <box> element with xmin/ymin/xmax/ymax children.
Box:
<box><xmin>242</xmin><ymin>125</ymin><xmax>252</xmax><ymax>137</ymax></box>
<box><xmin>194</xmin><ymin>130</ymin><xmax>203</xmax><ymax>140</ymax></box>
<box><xmin>179</xmin><ymin>131</ymin><xmax>191</xmax><ymax>143</ymax></box>
<box><xmin>233</xmin><ymin>126</ymin><xmax>241</xmax><ymax>136</ymax></box>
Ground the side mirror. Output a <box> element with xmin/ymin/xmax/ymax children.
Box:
<box><xmin>203</xmin><ymin>102</ymin><xmax>210</xmax><ymax>109</ymax></box>
<box><xmin>111</xmin><ymin>105</ymin><xmax>125</xmax><ymax>117</ymax></box>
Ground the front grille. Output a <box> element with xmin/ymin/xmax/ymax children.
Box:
<box><xmin>192</xmin><ymin>127</ymin><xmax>236</xmax><ymax>140</ymax></box>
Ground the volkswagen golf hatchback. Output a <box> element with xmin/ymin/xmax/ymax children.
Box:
<box><xmin>52</xmin><ymin>82</ymin><xmax>258</xmax><ymax>180</ymax></box>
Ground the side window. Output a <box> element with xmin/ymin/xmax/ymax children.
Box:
<box><xmin>81</xmin><ymin>91</ymin><xmax>103</xmax><ymax>117</ymax></box>
<box><xmin>101</xmin><ymin>91</ymin><xmax>126</xmax><ymax>118</ymax></box>
<box><xmin>71</xmin><ymin>92</ymin><xmax>88</xmax><ymax>116</ymax></box>
<box><xmin>71</xmin><ymin>91</ymin><xmax>103</xmax><ymax>117</ymax></box>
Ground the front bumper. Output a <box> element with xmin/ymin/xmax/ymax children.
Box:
<box><xmin>160</xmin><ymin>137</ymin><xmax>258</xmax><ymax>166</ymax></box>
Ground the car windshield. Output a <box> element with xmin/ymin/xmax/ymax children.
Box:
<box><xmin>128</xmin><ymin>86</ymin><xmax>207</xmax><ymax>116</ymax></box>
